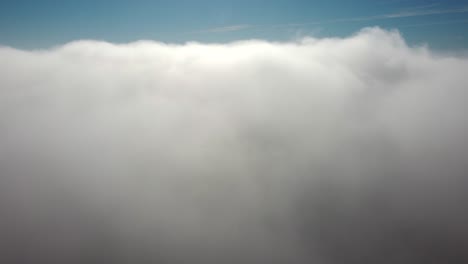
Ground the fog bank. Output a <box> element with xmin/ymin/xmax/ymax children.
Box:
<box><xmin>1</xmin><ymin>27</ymin><xmax>468</xmax><ymax>263</ymax></box>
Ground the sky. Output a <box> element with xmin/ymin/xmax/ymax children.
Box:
<box><xmin>1</xmin><ymin>0</ymin><xmax>468</xmax><ymax>49</ymax></box>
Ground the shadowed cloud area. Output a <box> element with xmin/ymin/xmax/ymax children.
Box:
<box><xmin>1</xmin><ymin>28</ymin><xmax>468</xmax><ymax>263</ymax></box>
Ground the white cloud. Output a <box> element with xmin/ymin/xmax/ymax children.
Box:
<box><xmin>1</xmin><ymin>27</ymin><xmax>468</xmax><ymax>263</ymax></box>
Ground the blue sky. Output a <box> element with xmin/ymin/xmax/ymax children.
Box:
<box><xmin>1</xmin><ymin>0</ymin><xmax>468</xmax><ymax>49</ymax></box>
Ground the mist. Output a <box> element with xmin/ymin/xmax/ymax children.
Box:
<box><xmin>1</xmin><ymin>27</ymin><xmax>467</xmax><ymax>263</ymax></box>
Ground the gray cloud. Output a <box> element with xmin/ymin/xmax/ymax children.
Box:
<box><xmin>1</xmin><ymin>27</ymin><xmax>468</xmax><ymax>264</ymax></box>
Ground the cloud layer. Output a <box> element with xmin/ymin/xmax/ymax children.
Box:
<box><xmin>1</xmin><ymin>28</ymin><xmax>468</xmax><ymax>263</ymax></box>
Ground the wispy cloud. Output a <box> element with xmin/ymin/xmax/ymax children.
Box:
<box><xmin>403</xmin><ymin>2</ymin><xmax>441</xmax><ymax>11</ymax></box>
<box><xmin>183</xmin><ymin>6</ymin><xmax>468</xmax><ymax>37</ymax></box>
<box><xmin>378</xmin><ymin>6</ymin><xmax>468</xmax><ymax>19</ymax></box>
<box><xmin>280</xmin><ymin>6</ymin><xmax>468</xmax><ymax>27</ymax></box>
<box><xmin>190</xmin><ymin>24</ymin><xmax>252</xmax><ymax>34</ymax></box>
<box><xmin>399</xmin><ymin>19</ymin><xmax>468</xmax><ymax>28</ymax></box>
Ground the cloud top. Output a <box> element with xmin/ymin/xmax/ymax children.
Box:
<box><xmin>1</xmin><ymin>27</ymin><xmax>468</xmax><ymax>264</ymax></box>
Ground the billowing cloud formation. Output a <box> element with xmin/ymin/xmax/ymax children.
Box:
<box><xmin>1</xmin><ymin>28</ymin><xmax>468</xmax><ymax>264</ymax></box>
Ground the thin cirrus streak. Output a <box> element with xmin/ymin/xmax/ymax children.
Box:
<box><xmin>275</xmin><ymin>6</ymin><xmax>468</xmax><ymax>27</ymax></box>
<box><xmin>189</xmin><ymin>6</ymin><xmax>468</xmax><ymax>34</ymax></box>
<box><xmin>189</xmin><ymin>24</ymin><xmax>253</xmax><ymax>34</ymax></box>
<box><xmin>399</xmin><ymin>18</ymin><xmax>468</xmax><ymax>28</ymax></box>
<box><xmin>0</xmin><ymin>27</ymin><xmax>468</xmax><ymax>264</ymax></box>
<box><xmin>401</xmin><ymin>3</ymin><xmax>441</xmax><ymax>11</ymax></box>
